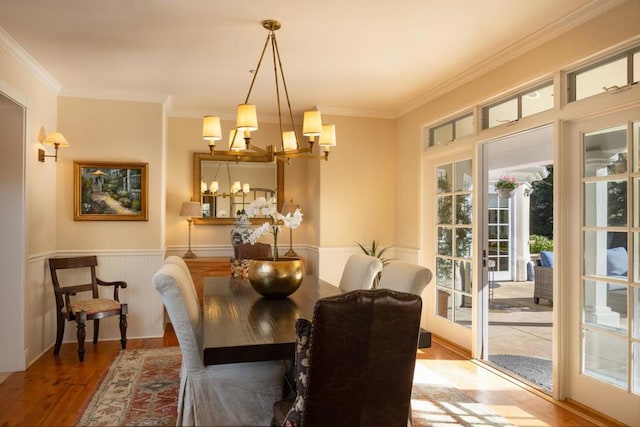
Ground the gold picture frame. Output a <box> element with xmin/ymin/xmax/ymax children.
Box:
<box><xmin>74</xmin><ymin>161</ymin><xmax>149</xmax><ymax>221</ymax></box>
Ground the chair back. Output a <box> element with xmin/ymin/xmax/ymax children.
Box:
<box><xmin>49</xmin><ymin>256</ymin><xmax>101</xmax><ymax>308</ymax></box>
<box><xmin>338</xmin><ymin>253</ymin><xmax>383</xmax><ymax>292</ymax></box>
<box><xmin>152</xmin><ymin>263</ymin><xmax>204</xmax><ymax>370</ymax></box>
<box><xmin>304</xmin><ymin>289</ymin><xmax>422</xmax><ymax>426</ymax></box>
<box><xmin>234</xmin><ymin>242</ymin><xmax>272</xmax><ymax>260</ymax></box>
<box><xmin>377</xmin><ymin>262</ymin><xmax>432</xmax><ymax>296</ymax></box>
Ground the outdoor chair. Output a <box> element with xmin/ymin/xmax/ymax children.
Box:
<box><xmin>338</xmin><ymin>253</ymin><xmax>383</xmax><ymax>293</ymax></box>
<box><xmin>48</xmin><ymin>255</ymin><xmax>127</xmax><ymax>362</ymax></box>
<box><xmin>272</xmin><ymin>289</ymin><xmax>422</xmax><ymax>427</ymax></box>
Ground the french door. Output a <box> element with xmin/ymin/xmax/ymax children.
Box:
<box><xmin>565</xmin><ymin>109</ymin><xmax>639</xmax><ymax>425</ymax></box>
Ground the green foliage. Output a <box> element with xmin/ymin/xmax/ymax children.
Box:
<box><xmin>530</xmin><ymin>165</ymin><xmax>553</xmax><ymax>238</ymax></box>
<box><xmin>529</xmin><ymin>234</ymin><xmax>553</xmax><ymax>253</ymax></box>
<box><xmin>357</xmin><ymin>240</ymin><xmax>393</xmax><ymax>288</ymax></box>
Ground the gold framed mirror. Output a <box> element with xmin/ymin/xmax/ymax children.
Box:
<box><xmin>192</xmin><ymin>152</ymin><xmax>284</xmax><ymax>225</ymax></box>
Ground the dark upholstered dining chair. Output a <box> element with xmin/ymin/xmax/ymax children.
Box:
<box><xmin>48</xmin><ymin>256</ymin><xmax>127</xmax><ymax>362</ymax></box>
<box><xmin>273</xmin><ymin>289</ymin><xmax>422</xmax><ymax>427</ymax></box>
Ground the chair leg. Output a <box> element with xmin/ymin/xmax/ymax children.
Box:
<box><xmin>54</xmin><ymin>315</ymin><xmax>65</xmax><ymax>355</ymax></box>
<box><xmin>76</xmin><ymin>311</ymin><xmax>87</xmax><ymax>362</ymax></box>
<box><xmin>93</xmin><ymin>319</ymin><xmax>99</xmax><ymax>344</ymax></box>
<box><xmin>120</xmin><ymin>304</ymin><xmax>128</xmax><ymax>349</ymax></box>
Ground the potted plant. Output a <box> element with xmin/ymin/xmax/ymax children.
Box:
<box><xmin>495</xmin><ymin>175</ymin><xmax>519</xmax><ymax>198</ymax></box>
<box><xmin>357</xmin><ymin>240</ymin><xmax>392</xmax><ymax>288</ymax></box>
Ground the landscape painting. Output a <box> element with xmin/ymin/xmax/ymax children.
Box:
<box><xmin>74</xmin><ymin>161</ymin><xmax>149</xmax><ymax>221</ymax></box>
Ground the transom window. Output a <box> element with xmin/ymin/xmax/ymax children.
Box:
<box><xmin>428</xmin><ymin>113</ymin><xmax>473</xmax><ymax>147</ymax></box>
<box><xmin>482</xmin><ymin>82</ymin><xmax>554</xmax><ymax>129</ymax></box>
<box><xmin>568</xmin><ymin>46</ymin><xmax>640</xmax><ymax>102</ymax></box>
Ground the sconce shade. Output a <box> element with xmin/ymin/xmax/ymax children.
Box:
<box><xmin>302</xmin><ymin>111</ymin><xmax>322</xmax><ymax>136</ymax></box>
<box><xmin>236</xmin><ymin>104</ymin><xmax>258</xmax><ymax>132</ymax></box>
<box><xmin>318</xmin><ymin>124</ymin><xmax>337</xmax><ymax>147</ymax></box>
<box><xmin>202</xmin><ymin>116</ymin><xmax>222</xmax><ymax>141</ymax></box>
<box><xmin>44</xmin><ymin>132</ymin><xmax>70</xmax><ymax>147</ymax></box>
<box><xmin>229</xmin><ymin>129</ymin><xmax>246</xmax><ymax>151</ymax></box>
<box><xmin>180</xmin><ymin>201</ymin><xmax>202</xmax><ymax>218</ymax></box>
<box><xmin>282</xmin><ymin>131</ymin><xmax>298</xmax><ymax>151</ymax></box>
<box><xmin>281</xmin><ymin>199</ymin><xmax>300</xmax><ymax>215</ymax></box>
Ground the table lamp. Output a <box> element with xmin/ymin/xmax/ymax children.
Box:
<box><xmin>180</xmin><ymin>201</ymin><xmax>202</xmax><ymax>259</ymax></box>
<box><xmin>281</xmin><ymin>199</ymin><xmax>300</xmax><ymax>257</ymax></box>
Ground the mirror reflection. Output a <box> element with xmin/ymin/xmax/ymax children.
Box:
<box><xmin>192</xmin><ymin>153</ymin><xmax>284</xmax><ymax>225</ymax></box>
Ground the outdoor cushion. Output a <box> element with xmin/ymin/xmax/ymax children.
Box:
<box><xmin>607</xmin><ymin>247</ymin><xmax>627</xmax><ymax>277</ymax></box>
<box><xmin>539</xmin><ymin>251</ymin><xmax>554</xmax><ymax>268</ymax></box>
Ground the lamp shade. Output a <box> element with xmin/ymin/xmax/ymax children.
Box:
<box><xmin>236</xmin><ymin>104</ymin><xmax>258</xmax><ymax>131</ymax></box>
<box><xmin>318</xmin><ymin>124</ymin><xmax>336</xmax><ymax>147</ymax></box>
<box><xmin>282</xmin><ymin>131</ymin><xmax>298</xmax><ymax>151</ymax></box>
<box><xmin>229</xmin><ymin>129</ymin><xmax>246</xmax><ymax>151</ymax></box>
<box><xmin>202</xmin><ymin>116</ymin><xmax>222</xmax><ymax>141</ymax></box>
<box><xmin>302</xmin><ymin>111</ymin><xmax>322</xmax><ymax>136</ymax></box>
<box><xmin>44</xmin><ymin>132</ymin><xmax>70</xmax><ymax>147</ymax></box>
<box><xmin>180</xmin><ymin>201</ymin><xmax>202</xmax><ymax>218</ymax></box>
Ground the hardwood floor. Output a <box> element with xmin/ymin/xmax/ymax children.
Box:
<box><xmin>0</xmin><ymin>329</ymin><xmax>618</xmax><ymax>427</ymax></box>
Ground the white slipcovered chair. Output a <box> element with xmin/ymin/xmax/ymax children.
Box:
<box><xmin>338</xmin><ymin>254</ymin><xmax>383</xmax><ymax>293</ymax></box>
<box><xmin>152</xmin><ymin>262</ymin><xmax>285</xmax><ymax>426</ymax></box>
<box><xmin>377</xmin><ymin>262</ymin><xmax>433</xmax><ymax>296</ymax></box>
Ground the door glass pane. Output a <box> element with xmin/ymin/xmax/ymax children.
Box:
<box><xmin>455</xmin><ymin>160</ymin><xmax>473</xmax><ymax>191</ymax></box>
<box><xmin>455</xmin><ymin>228</ymin><xmax>472</xmax><ymax>258</ymax></box>
<box><xmin>437</xmin><ymin>227</ymin><xmax>452</xmax><ymax>256</ymax></box>
<box><xmin>583</xmin><ymin>279</ymin><xmax>627</xmax><ymax>333</ymax></box>
<box><xmin>635</xmin><ymin>232</ymin><xmax>640</xmax><ymax>283</ymax></box>
<box><xmin>437</xmin><ymin>196</ymin><xmax>452</xmax><ymax>224</ymax></box>
<box><xmin>437</xmin><ymin>289</ymin><xmax>452</xmax><ymax>320</ymax></box>
<box><xmin>634</xmin><ymin>121</ymin><xmax>639</xmax><ymax>172</ymax></box>
<box><xmin>634</xmin><ymin>286</ymin><xmax>640</xmax><ymax>339</ymax></box>
<box><xmin>436</xmin><ymin>258</ymin><xmax>452</xmax><ymax>289</ymax></box>
<box><xmin>633</xmin><ymin>342</ymin><xmax>640</xmax><ymax>394</ymax></box>
<box><xmin>633</xmin><ymin>52</ymin><xmax>640</xmax><ymax>84</ymax></box>
<box><xmin>584</xmin><ymin>231</ymin><xmax>628</xmax><ymax>279</ymax></box>
<box><xmin>437</xmin><ymin>164</ymin><xmax>452</xmax><ymax>193</ymax></box>
<box><xmin>584</xmin><ymin>328</ymin><xmax>628</xmax><ymax>389</ymax></box>
<box><xmin>584</xmin><ymin>180</ymin><xmax>628</xmax><ymax>227</ymax></box>
<box><xmin>455</xmin><ymin>194</ymin><xmax>472</xmax><ymax>224</ymax></box>
<box><xmin>583</xmin><ymin>125</ymin><xmax>627</xmax><ymax>177</ymax></box>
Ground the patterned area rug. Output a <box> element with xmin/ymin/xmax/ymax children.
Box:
<box><xmin>78</xmin><ymin>347</ymin><xmax>512</xmax><ymax>427</ymax></box>
<box><xmin>76</xmin><ymin>347</ymin><xmax>181</xmax><ymax>426</ymax></box>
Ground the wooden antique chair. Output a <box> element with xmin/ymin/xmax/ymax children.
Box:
<box><xmin>48</xmin><ymin>255</ymin><xmax>128</xmax><ymax>362</ymax></box>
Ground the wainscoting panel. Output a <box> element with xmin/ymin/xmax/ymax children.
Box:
<box><xmin>26</xmin><ymin>250</ymin><xmax>165</xmax><ymax>367</ymax></box>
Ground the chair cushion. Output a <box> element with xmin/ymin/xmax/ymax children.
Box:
<box><xmin>282</xmin><ymin>318</ymin><xmax>312</xmax><ymax>427</ymax></box>
<box><xmin>62</xmin><ymin>298</ymin><xmax>121</xmax><ymax>316</ymax></box>
<box><xmin>539</xmin><ymin>251</ymin><xmax>554</xmax><ymax>267</ymax></box>
<box><xmin>607</xmin><ymin>247</ymin><xmax>627</xmax><ymax>277</ymax></box>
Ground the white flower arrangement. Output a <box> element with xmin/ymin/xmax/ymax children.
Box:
<box><xmin>243</xmin><ymin>197</ymin><xmax>303</xmax><ymax>260</ymax></box>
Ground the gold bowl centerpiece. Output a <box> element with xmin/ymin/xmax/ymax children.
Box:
<box><xmin>247</xmin><ymin>257</ymin><xmax>304</xmax><ymax>298</ymax></box>
<box><xmin>241</xmin><ymin>197</ymin><xmax>304</xmax><ymax>297</ymax></box>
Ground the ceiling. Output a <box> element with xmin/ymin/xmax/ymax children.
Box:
<box><xmin>0</xmin><ymin>0</ymin><xmax>617</xmax><ymax>119</ymax></box>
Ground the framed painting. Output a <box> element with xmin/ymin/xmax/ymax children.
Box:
<box><xmin>74</xmin><ymin>161</ymin><xmax>149</xmax><ymax>221</ymax></box>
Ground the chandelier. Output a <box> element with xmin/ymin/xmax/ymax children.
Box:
<box><xmin>201</xmin><ymin>19</ymin><xmax>336</xmax><ymax>162</ymax></box>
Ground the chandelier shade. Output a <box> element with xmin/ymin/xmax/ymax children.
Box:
<box><xmin>202</xmin><ymin>19</ymin><xmax>336</xmax><ymax>162</ymax></box>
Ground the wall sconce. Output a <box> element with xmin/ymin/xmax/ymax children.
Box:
<box><xmin>38</xmin><ymin>132</ymin><xmax>69</xmax><ymax>162</ymax></box>
<box><xmin>180</xmin><ymin>201</ymin><xmax>202</xmax><ymax>259</ymax></box>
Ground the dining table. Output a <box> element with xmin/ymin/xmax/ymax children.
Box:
<box><xmin>202</xmin><ymin>275</ymin><xmax>432</xmax><ymax>366</ymax></box>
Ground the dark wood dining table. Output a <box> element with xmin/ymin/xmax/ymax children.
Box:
<box><xmin>202</xmin><ymin>275</ymin><xmax>431</xmax><ymax>365</ymax></box>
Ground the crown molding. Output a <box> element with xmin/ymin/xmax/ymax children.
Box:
<box><xmin>0</xmin><ymin>26</ymin><xmax>61</xmax><ymax>94</ymax></box>
<box><xmin>394</xmin><ymin>0</ymin><xmax>625</xmax><ymax>117</ymax></box>
<box><xmin>316</xmin><ymin>106</ymin><xmax>395</xmax><ymax>120</ymax></box>
<box><xmin>59</xmin><ymin>87</ymin><xmax>170</xmax><ymax>105</ymax></box>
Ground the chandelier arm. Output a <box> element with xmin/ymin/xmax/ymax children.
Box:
<box><xmin>272</xmin><ymin>35</ymin><xmax>299</xmax><ymax>149</ymax></box>
<box><xmin>270</xmin><ymin>33</ymin><xmax>285</xmax><ymax>151</ymax></box>
<box><xmin>244</xmin><ymin>32</ymin><xmax>273</xmax><ymax>104</ymax></box>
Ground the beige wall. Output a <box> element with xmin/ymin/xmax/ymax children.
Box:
<box><xmin>56</xmin><ymin>97</ymin><xmax>164</xmax><ymax>250</ymax></box>
<box><xmin>394</xmin><ymin>0</ymin><xmax>640</xmax><ymax>251</ymax></box>
<box><xmin>318</xmin><ymin>114</ymin><xmax>396</xmax><ymax>247</ymax></box>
